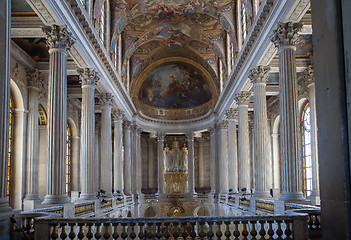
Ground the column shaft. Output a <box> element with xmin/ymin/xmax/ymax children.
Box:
<box><xmin>113</xmin><ymin>110</ymin><xmax>124</xmax><ymax>195</ymax></box>
<box><xmin>148</xmin><ymin>138</ymin><xmax>154</xmax><ymax>189</ymax></box>
<box><xmin>226</xmin><ymin>109</ymin><xmax>238</xmax><ymax>192</ymax></box>
<box><xmin>209</xmin><ymin>126</ymin><xmax>218</xmax><ymax>194</ymax></box>
<box><xmin>198</xmin><ymin>139</ymin><xmax>205</xmax><ymax>188</ymax></box>
<box><xmin>187</xmin><ymin>133</ymin><xmax>195</xmax><ymax>194</ymax></box>
<box><xmin>218</xmin><ymin>122</ymin><xmax>229</xmax><ymax>194</ymax></box>
<box><xmin>123</xmin><ymin>122</ymin><xmax>132</xmax><ymax>195</ymax></box>
<box><xmin>157</xmin><ymin>133</ymin><xmax>165</xmax><ymax>195</ymax></box>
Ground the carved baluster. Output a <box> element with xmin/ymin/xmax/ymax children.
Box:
<box><xmin>224</xmin><ymin>221</ymin><xmax>231</xmax><ymax>239</ymax></box>
<box><xmin>77</xmin><ymin>223</ymin><xmax>85</xmax><ymax>240</ymax></box>
<box><xmin>259</xmin><ymin>221</ymin><xmax>266</xmax><ymax>240</ymax></box>
<box><xmin>216</xmin><ymin>221</ymin><xmax>223</xmax><ymax>239</ymax></box>
<box><xmin>241</xmin><ymin>221</ymin><xmax>249</xmax><ymax>240</ymax></box>
<box><xmin>190</xmin><ymin>222</ymin><xmax>196</xmax><ymax>239</ymax></box>
<box><xmin>59</xmin><ymin>223</ymin><xmax>67</xmax><ymax>240</ymax></box>
<box><xmin>51</xmin><ymin>223</ymin><xmax>59</xmax><ymax>240</ymax></box>
<box><xmin>308</xmin><ymin>214</ymin><xmax>314</xmax><ymax>230</ymax></box>
<box><xmin>181</xmin><ymin>222</ymin><xmax>188</xmax><ymax>239</ymax></box>
<box><xmin>172</xmin><ymin>222</ymin><xmax>180</xmax><ymax>239</ymax></box>
<box><xmin>156</xmin><ymin>222</ymin><xmax>163</xmax><ymax>239</ymax></box>
<box><xmin>103</xmin><ymin>223</ymin><xmax>111</xmax><ymax>239</ymax></box>
<box><xmin>250</xmin><ymin>221</ymin><xmax>257</xmax><ymax>240</ymax></box>
<box><xmin>112</xmin><ymin>223</ymin><xmax>119</xmax><ymax>240</ymax></box>
<box><xmin>164</xmin><ymin>222</ymin><xmax>171</xmax><ymax>239</ymax></box>
<box><xmin>207</xmin><ymin>222</ymin><xmax>214</xmax><ymax>239</ymax></box>
<box><xmin>199</xmin><ymin>222</ymin><xmax>206</xmax><ymax>239</ymax></box>
<box><xmin>147</xmin><ymin>222</ymin><xmax>154</xmax><ymax>239</ymax></box>
<box><xmin>276</xmin><ymin>220</ymin><xmax>283</xmax><ymax>240</ymax></box>
<box><xmin>233</xmin><ymin>221</ymin><xmax>240</xmax><ymax>240</ymax></box>
<box><xmin>129</xmin><ymin>223</ymin><xmax>136</xmax><ymax>239</ymax></box>
<box><xmin>95</xmin><ymin>223</ymin><xmax>102</xmax><ymax>239</ymax></box>
<box><xmin>267</xmin><ymin>220</ymin><xmax>274</xmax><ymax>240</ymax></box>
<box><xmin>68</xmin><ymin>223</ymin><xmax>76</xmax><ymax>239</ymax></box>
<box><xmin>120</xmin><ymin>223</ymin><xmax>128</xmax><ymax>240</ymax></box>
<box><xmin>138</xmin><ymin>223</ymin><xmax>145</xmax><ymax>239</ymax></box>
<box><xmin>86</xmin><ymin>223</ymin><xmax>93</xmax><ymax>240</ymax></box>
<box><xmin>315</xmin><ymin>214</ymin><xmax>321</xmax><ymax>230</ymax></box>
<box><xmin>284</xmin><ymin>221</ymin><xmax>292</xmax><ymax>240</ymax></box>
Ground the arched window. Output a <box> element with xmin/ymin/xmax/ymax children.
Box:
<box><xmin>66</xmin><ymin>125</ymin><xmax>72</xmax><ymax>196</ymax></box>
<box><xmin>100</xmin><ymin>3</ymin><xmax>105</xmax><ymax>43</ymax></box>
<box><xmin>7</xmin><ymin>96</ymin><xmax>14</xmax><ymax>202</ymax></box>
<box><xmin>241</xmin><ymin>1</ymin><xmax>247</xmax><ymax>41</ymax></box>
<box><xmin>301</xmin><ymin>102</ymin><xmax>312</xmax><ymax>197</ymax></box>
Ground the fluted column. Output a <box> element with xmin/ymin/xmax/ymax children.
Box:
<box><xmin>235</xmin><ymin>91</ymin><xmax>251</xmax><ymax>191</ymax></box>
<box><xmin>302</xmin><ymin>66</ymin><xmax>320</xmax><ymax>205</ymax></box>
<box><xmin>226</xmin><ymin>108</ymin><xmax>238</xmax><ymax>192</ymax></box>
<box><xmin>198</xmin><ymin>137</ymin><xmax>205</xmax><ymax>188</ymax></box>
<box><xmin>209</xmin><ymin>126</ymin><xmax>218</xmax><ymax>194</ymax></box>
<box><xmin>249</xmin><ymin>66</ymin><xmax>272</xmax><ymax>198</ymax></box>
<box><xmin>123</xmin><ymin>121</ymin><xmax>132</xmax><ymax>195</ymax></box>
<box><xmin>78</xmin><ymin>68</ymin><xmax>98</xmax><ymax>200</ymax></box>
<box><xmin>99</xmin><ymin>93</ymin><xmax>113</xmax><ymax>197</ymax></box>
<box><xmin>24</xmin><ymin>70</ymin><xmax>43</xmax><ymax>206</ymax></box>
<box><xmin>148</xmin><ymin>136</ymin><xmax>155</xmax><ymax>189</ymax></box>
<box><xmin>42</xmin><ymin>25</ymin><xmax>75</xmax><ymax>205</ymax></box>
<box><xmin>135</xmin><ymin>126</ymin><xmax>142</xmax><ymax>196</ymax></box>
<box><xmin>0</xmin><ymin>0</ymin><xmax>11</xmax><ymax>212</ymax></box>
<box><xmin>218</xmin><ymin>121</ymin><xmax>229</xmax><ymax>194</ymax></box>
<box><xmin>186</xmin><ymin>132</ymin><xmax>195</xmax><ymax>194</ymax></box>
<box><xmin>113</xmin><ymin>109</ymin><xmax>124</xmax><ymax>195</ymax></box>
<box><xmin>271</xmin><ymin>22</ymin><xmax>305</xmax><ymax>202</ymax></box>
<box><xmin>157</xmin><ymin>133</ymin><xmax>166</xmax><ymax>195</ymax></box>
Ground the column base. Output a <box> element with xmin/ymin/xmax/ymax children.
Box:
<box><xmin>278</xmin><ymin>191</ymin><xmax>309</xmax><ymax>203</ymax></box>
<box><xmin>23</xmin><ymin>198</ymin><xmax>42</xmax><ymax>211</ymax></box>
<box><xmin>307</xmin><ymin>191</ymin><xmax>320</xmax><ymax>206</ymax></box>
<box><xmin>42</xmin><ymin>195</ymin><xmax>70</xmax><ymax>205</ymax></box>
<box><xmin>253</xmin><ymin>191</ymin><xmax>272</xmax><ymax>199</ymax></box>
<box><xmin>0</xmin><ymin>198</ymin><xmax>12</xmax><ymax>213</ymax></box>
<box><xmin>78</xmin><ymin>193</ymin><xmax>97</xmax><ymax>201</ymax></box>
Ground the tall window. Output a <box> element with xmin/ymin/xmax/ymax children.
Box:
<box><xmin>241</xmin><ymin>1</ymin><xmax>247</xmax><ymax>41</ymax></box>
<box><xmin>7</xmin><ymin>96</ymin><xmax>14</xmax><ymax>202</ymax></box>
<box><xmin>66</xmin><ymin>125</ymin><xmax>72</xmax><ymax>196</ymax></box>
<box><xmin>100</xmin><ymin>3</ymin><xmax>105</xmax><ymax>43</ymax></box>
<box><xmin>302</xmin><ymin>102</ymin><xmax>312</xmax><ymax>197</ymax></box>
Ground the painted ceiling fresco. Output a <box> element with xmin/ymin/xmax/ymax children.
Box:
<box><xmin>138</xmin><ymin>63</ymin><xmax>212</xmax><ymax>109</ymax></box>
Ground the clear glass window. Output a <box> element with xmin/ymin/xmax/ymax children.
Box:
<box><xmin>302</xmin><ymin>102</ymin><xmax>312</xmax><ymax>197</ymax></box>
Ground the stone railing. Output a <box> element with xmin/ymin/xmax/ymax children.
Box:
<box><xmin>34</xmin><ymin>214</ymin><xmax>309</xmax><ymax>240</ymax></box>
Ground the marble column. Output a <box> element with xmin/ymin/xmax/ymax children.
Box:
<box><xmin>226</xmin><ymin>108</ymin><xmax>238</xmax><ymax>192</ymax></box>
<box><xmin>218</xmin><ymin>121</ymin><xmax>229</xmax><ymax>194</ymax></box>
<box><xmin>249</xmin><ymin>66</ymin><xmax>272</xmax><ymax>198</ymax></box>
<box><xmin>235</xmin><ymin>91</ymin><xmax>251</xmax><ymax>192</ymax></box>
<box><xmin>112</xmin><ymin>109</ymin><xmax>124</xmax><ymax>195</ymax></box>
<box><xmin>302</xmin><ymin>66</ymin><xmax>320</xmax><ymax>205</ymax></box>
<box><xmin>148</xmin><ymin>136</ymin><xmax>155</xmax><ymax>190</ymax></box>
<box><xmin>270</xmin><ymin>22</ymin><xmax>305</xmax><ymax>202</ymax></box>
<box><xmin>123</xmin><ymin>121</ymin><xmax>132</xmax><ymax>195</ymax></box>
<box><xmin>135</xmin><ymin>126</ymin><xmax>142</xmax><ymax>196</ymax></box>
<box><xmin>272</xmin><ymin>133</ymin><xmax>281</xmax><ymax>193</ymax></box>
<box><xmin>99</xmin><ymin>93</ymin><xmax>113</xmax><ymax>197</ymax></box>
<box><xmin>71</xmin><ymin>136</ymin><xmax>80</xmax><ymax>192</ymax></box>
<box><xmin>42</xmin><ymin>25</ymin><xmax>75</xmax><ymax>205</ymax></box>
<box><xmin>78</xmin><ymin>68</ymin><xmax>99</xmax><ymax>200</ymax></box>
<box><xmin>198</xmin><ymin>137</ymin><xmax>205</xmax><ymax>188</ymax></box>
<box><xmin>186</xmin><ymin>132</ymin><xmax>195</xmax><ymax>194</ymax></box>
<box><xmin>24</xmin><ymin>70</ymin><xmax>43</xmax><ymax>207</ymax></box>
<box><xmin>156</xmin><ymin>133</ymin><xmax>165</xmax><ymax>195</ymax></box>
<box><xmin>209</xmin><ymin>126</ymin><xmax>218</xmax><ymax>194</ymax></box>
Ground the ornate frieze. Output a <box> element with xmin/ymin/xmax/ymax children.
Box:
<box><xmin>270</xmin><ymin>22</ymin><xmax>303</xmax><ymax>48</ymax></box>
<box><xmin>249</xmin><ymin>66</ymin><xmax>270</xmax><ymax>84</ymax></box>
<box><xmin>42</xmin><ymin>25</ymin><xmax>75</xmax><ymax>51</ymax></box>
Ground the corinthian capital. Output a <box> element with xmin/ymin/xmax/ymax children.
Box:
<box><xmin>300</xmin><ymin>66</ymin><xmax>314</xmax><ymax>86</ymax></box>
<box><xmin>99</xmin><ymin>93</ymin><xmax>114</xmax><ymax>107</ymax></box>
<box><xmin>112</xmin><ymin>109</ymin><xmax>124</xmax><ymax>121</ymax></box>
<box><xmin>270</xmin><ymin>22</ymin><xmax>302</xmax><ymax>48</ymax></box>
<box><xmin>226</xmin><ymin>108</ymin><xmax>238</xmax><ymax>120</ymax></box>
<box><xmin>234</xmin><ymin>91</ymin><xmax>251</xmax><ymax>105</ymax></box>
<box><xmin>249</xmin><ymin>66</ymin><xmax>270</xmax><ymax>84</ymax></box>
<box><xmin>77</xmin><ymin>68</ymin><xmax>99</xmax><ymax>86</ymax></box>
<box><xmin>42</xmin><ymin>25</ymin><xmax>75</xmax><ymax>51</ymax></box>
<box><xmin>218</xmin><ymin>120</ymin><xmax>228</xmax><ymax>129</ymax></box>
<box><xmin>27</xmin><ymin>69</ymin><xmax>44</xmax><ymax>89</ymax></box>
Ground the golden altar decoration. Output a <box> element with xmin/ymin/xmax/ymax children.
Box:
<box><xmin>164</xmin><ymin>138</ymin><xmax>188</xmax><ymax>194</ymax></box>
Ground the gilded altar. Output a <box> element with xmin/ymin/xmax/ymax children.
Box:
<box><xmin>164</xmin><ymin>172</ymin><xmax>188</xmax><ymax>194</ymax></box>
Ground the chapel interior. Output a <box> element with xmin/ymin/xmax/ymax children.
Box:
<box><xmin>0</xmin><ymin>0</ymin><xmax>350</xmax><ymax>239</ymax></box>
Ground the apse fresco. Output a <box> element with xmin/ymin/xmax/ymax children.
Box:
<box><xmin>138</xmin><ymin>63</ymin><xmax>212</xmax><ymax>109</ymax></box>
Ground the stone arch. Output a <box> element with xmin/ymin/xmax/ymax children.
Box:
<box><xmin>193</xmin><ymin>206</ymin><xmax>210</xmax><ymax>216</ymax></box>
<box><xmin>144</xmin><ymin>206</ymin><xmax>157</xmax><ymax>217</ymax></box>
